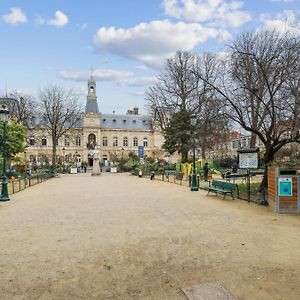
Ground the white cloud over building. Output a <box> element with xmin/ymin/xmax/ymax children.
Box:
<box><xmin>93</xmin><ymin>19</ymin><xmax>231</xmax><ymax>67</ymax></box>
<box><xmin>163</xmin><ymin>0</ymin><xmax>251</xmax><ymax>28</ymax></box>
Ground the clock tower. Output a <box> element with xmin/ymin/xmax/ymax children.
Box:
<box><xmin>85</xmin><ymin>75</ymin><xmax>99</xmax><ymax>114</ymax></box>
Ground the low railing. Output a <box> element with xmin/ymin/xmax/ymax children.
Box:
<box><xmin>1</xmin><ymin>173</ymin><xmax>54</xmax><ymax>195</ymax></box>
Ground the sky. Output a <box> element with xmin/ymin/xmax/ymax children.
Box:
<box><xmin>0</xmin><ymin>0</ymin><xmax>299</xmax><ymax>114</ymax></box>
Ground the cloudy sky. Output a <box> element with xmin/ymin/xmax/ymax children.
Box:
<box><xmin>0</xmin><ymin>0</ymin><xmax>299</xmax><ymax>114</ymax></box>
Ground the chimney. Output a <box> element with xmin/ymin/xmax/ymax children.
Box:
<box><xmin>133</xmin><ymin>106</ymin><xmax>139</xmax><ymax>115</ymax></box>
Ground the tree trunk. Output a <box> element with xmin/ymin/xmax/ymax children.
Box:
<box><xmin>201</xmin><ymin>144</ymin><xmax>206</xmax><ymax>159</ymax></box>
<box><xmin>259</xmin><ymin>147</ymin><xmax>274</xmax><ymax>194</ymax></box>
<box><xmin>250</xmin><ymin>133</ymin><xmax>256</xmax><ymax>148</ymax></box>
<box><xmin>52</xmin><ymin>140</ymin><xmax>57</xmax><ymax>171</ymax></box>
<box><xmin>181</xmin><ymin>150</ymin><xmax>188</xmax><ymax>163</ymax></box>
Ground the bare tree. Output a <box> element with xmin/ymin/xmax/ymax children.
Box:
<box><xmin>196</xmin><ymin>30</ymin><xmax>300</xmax><ymax>189</ymax></box>
<box><xmin>193</xmin><ymin>53</ymin><xmax>229</xmax><ymax>158</ymax></box>
<box><xmin>8</xmin><ymin>91</ymin><xmax>37</xmax><ymax>127</ymax></box>
<box><xmin>38</xmin><ymin>85</ymin><xmax>83</xmax><ymax>169</ymax></box>
<box><xmin>146</xmin><ymin>51</ymin><xmax>199</xmax><ymax>161</ymax></box>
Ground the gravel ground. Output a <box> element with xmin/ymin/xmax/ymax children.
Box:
<box><xmin>0</xmin><ymin>173</ymin><xmax>299</xmax><ymax>300</ymax></box>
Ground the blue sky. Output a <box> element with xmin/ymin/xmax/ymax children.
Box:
<box><xmin>0</xmin><ymin>0</ymin><xmax>299</xmax><ymax>114</ymax></box>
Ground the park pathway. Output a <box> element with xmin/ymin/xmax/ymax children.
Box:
<box><xmin>0</xmin><ymin>173</ymin><xmax>300</xmax><ymax>299</ymax></box>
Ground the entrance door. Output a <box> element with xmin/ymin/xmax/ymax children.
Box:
<box><xmin>88</xmin><ymin>157</ymin><xmax>93</xmax><ymax>166</ymax></box>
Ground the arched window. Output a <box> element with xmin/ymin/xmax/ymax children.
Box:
<box><xmin>102</xmin><ymin>136</ymin><xmax>108</xmax><ymax>147</ymax></box>
<box><xmin>123</xmin><ymin>137</ymin><xmax>128</xmax><ymax>147</ymax></box>
<box><xmin>133</xmin><ymin>137</ymin><xmax>138</xmax><ymax>147</ymax></box>
<box><xmin>143</xmin><ymin>137</ymin><xmax>148</xmax><ymax>147</ymax></box>
<box><xmin>75</xmin><ymin>136</ymin><xmax>81</xmax><ymax>146</ymax></box>
<box><xmin>87</xmin><ymin>133</ymin><xmax>96</xmax><ymax>149</ymax></box>
<box><xmin>41</xmin><ymin>136</ymin><xmax>47</xmax><ymax>146</ymax></box>
<box><xmin>113</xmin><ymin>136</ymin><xmax>118</xmax><ymax>147</ymax></box>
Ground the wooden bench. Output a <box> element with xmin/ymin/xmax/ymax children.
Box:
<box><xmin>207</xmin><ymin>180</ymin><xmax>238</xmax><ymax>199</ymax></box>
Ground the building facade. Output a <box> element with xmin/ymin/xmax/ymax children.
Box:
<box><xmin>22</xmin><ymin>77</ymin><xmax>165</xmax><ymax>168</ymax></box>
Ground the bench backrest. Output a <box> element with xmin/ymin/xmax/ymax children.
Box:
<box><xmin>165</xmin><ymin>170</ymin><xmax>176</xmax><ymax>175</ymax></box>
<box><xmin>211</xmin><ymin>180</ymin><xmax>237</xmax><ymax>191</ymax></box>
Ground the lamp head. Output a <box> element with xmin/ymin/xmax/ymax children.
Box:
<box><xmin>191</xmin><ymin>114</ymin><xmax>197</xmax><ymax>126</ymax></box>
<box><xmin>0</xmin><ymin>104</ymin><xmax>9</xmax><ymax>123</ymax></box>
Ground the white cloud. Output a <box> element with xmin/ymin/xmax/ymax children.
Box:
<box><xmin>270</xmin><ymin>0</ymin><xmax>294</xmax><ymax>2</ymax></box>
<box><xmin>2</xmin><ymin>7</ymin><xmax>27</xmax><ymax>25</ymax></box>
<box><xmin>58</xmin><ymin>69</ymin><xmax>157</xmax><ymax>87</ymax></box>
<box><xmin>261</xmin><ymin>10</ymin><xmax>300</xmax><ymax>36</ymax></box>
<box><xmin>36</xmin><ymin>10</ymin><xmax>68</xmax><ymax>28</ymax></box>
<box><xmin>93</xmin><ymin>19</ymin><xmax>230</xmax><ymax>67</ymax></box>
<box><xmin>163</xmin><ymin>0</ymin><xmax>251</xmax><ymax>28</ymax></box>
<box><xmin>48</xmin><ymin>11</ymin><xmax>68</xmax><ymax>27</ymax></box>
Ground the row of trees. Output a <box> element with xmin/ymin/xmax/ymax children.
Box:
<box><xmin>147</xmin><ymin>30</ymin><xmax>300</xmax><ymax>189</ymax></box>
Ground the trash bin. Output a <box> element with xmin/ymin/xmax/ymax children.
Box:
<box><xmin>268</xmin><ymin>166</ymin><xmax>300</xmax><ymax>214</ymax></box>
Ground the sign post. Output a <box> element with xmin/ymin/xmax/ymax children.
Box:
<box><xmin>138</xmin><ymin>146</ymin><xmax>144</xmax><ymax>165</ymax></box>
<box><xmin>238</xmin><ymin>148</ymin><xmax>260</xmax><ymax>202</ymax></box>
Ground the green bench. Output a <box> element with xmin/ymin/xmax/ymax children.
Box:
<box><xmin>165</xmin><ymin>170</ymin><xmax>176</xmax><ymax>175</ymax></box>
<box><xmin>207</xmin><ymin>180</ymin><xmax>238</xmax><ymax>199</ymax></box>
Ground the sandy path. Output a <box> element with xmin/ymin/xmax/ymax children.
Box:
<box><xmin>0</xmin><ymin>173</ymin><xmax>299</xmax><ymax>299</ymax></box>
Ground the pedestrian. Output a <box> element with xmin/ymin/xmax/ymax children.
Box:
<box><xmin>203</xmin><ymin>162</ymin><xmax>209</xmax><ymax>181</ymax></box>
<box><xmin>150</xmin><ymin>171</ymin><xmax>155</xmax><ymax>180</ymax></box>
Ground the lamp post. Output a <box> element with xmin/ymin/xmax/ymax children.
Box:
<box><xmin>0</xmin><ymin>104</ymin><xmax>10</xmax><ymax>201</ymax></box>
<box><xmin>62</xmin><ymin>147</ymin><xmax>66</xmax><ymax>172</ymax></box>
<box><xmin>190</xmin><ymin>115</ymin><xmax>199</xmax><ymax>191</ymax></box>
<box><xmin>121</xmin><ymin>147</ymin><xmax>124</xmax><ymax>165</ymax></box>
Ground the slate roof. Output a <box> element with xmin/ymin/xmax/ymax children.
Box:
<box><xmin>85</xmin><ymin>99</ymin><xmax>99</xmax><ymax>114</ymax></box>
<box><xmin>101</xmin><ymin>114</ymin><xmax>153</xmax><ymax>131</ymax></box>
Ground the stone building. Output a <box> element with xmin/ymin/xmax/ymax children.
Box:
<box><xmin>4</xmin><ymin>77</ymin><xmax>165</xmax><ymax>168</ymax></box>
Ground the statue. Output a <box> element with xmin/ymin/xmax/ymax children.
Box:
<box><xmin>91</xmin><ymin>147</ymin><xmax>101</xmax><ymax>176</ymax></box>
<box><xmin>87</xmin><ymin>139</ymin><xmax>96</xmax><ymax>150</ymax></box>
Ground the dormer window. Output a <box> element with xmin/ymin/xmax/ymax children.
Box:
<box><xmin>123</xmin><ymin>119</ymin><xmax>126</xmax><ymax>123</ymax></box>
<box><xmin>113</xmin><ymin>119</ymin><xmax>116</xmax><ymax>123</ymax></box>
<box><xmin>133</xmin><ymin>120</ymin><xmax>136</xmax><ymax>124</ymax></box>
<box><xmin>103</xmin><ymin>119</ymin><xmax>106</xmax><ymax>122</ymax></box>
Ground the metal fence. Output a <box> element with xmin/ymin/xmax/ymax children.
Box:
<box><xmin>134</xmin><ymin>170</ymin><xmax>267</xmax><ymax>204</ymax></box>
<box><xmin>4</xmin><ymin>174</ymin><xmax>53</xmax><ymax>195</ymax></box>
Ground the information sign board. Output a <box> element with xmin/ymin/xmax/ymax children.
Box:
<box><xmin>238</xmin><ymin>148</ymin><xmax>259</xmax><ymax>169</ymax></box>
<box><xmin>138</xmin><ymin>146</ymin><xmax>144</xmax><ymax>158</ymax></box>
<box><xmin>278</xmin><ymin>177</ymin><xmax>292</xmax><ymax>196</ymax></box>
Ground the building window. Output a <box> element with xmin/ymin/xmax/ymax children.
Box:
<box><xmin>64</xmin><ymin>135</ymin><xmax>70</xmax><ymax>147</ymax></box>
<box><xmin>123</xmin><ymin>137</ymin><xmax>128</xmax><ymax>147</ymax></box>
<box><xmin>41</xmin><ymin>137</ymin><xmax>47</xmax><ymax>146</ymax></box>
<box><xmin>113</xmin><ymin>136</ymin><xmax>118</xmax><ymax>147</ymax></box>
<box><xmin>102</xmin><ymin>137</ymin><xmax>108</xmax><ymax>147</ymax></box>
<box><xmin>133</xmin><ymin>137</ymin><xmax>138</xmax><ymax>147</ymax></box>
<box><xmin>75</xmin><ymin>136</ymin><xmax>81</xmax><ymax>146</ymax></box>
<box><xmin>29</xmin><ymin>136</ymin><xmax>35</xmax><ymax>146</ymax></box>
<box><xmin>143</xmin><ymin>137</ymin><xmax>148</xmax><ymax>147</ymax></box>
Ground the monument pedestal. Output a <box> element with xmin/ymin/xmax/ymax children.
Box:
<box><xmin>91</xmin><ymin>150</ymin><xmax>101</xmax><ymax>176</ymax></box>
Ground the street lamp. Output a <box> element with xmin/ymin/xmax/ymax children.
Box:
<box><xmin>190</xmin><ymin>115</ymin><xmax>199</xmax><ymax>191</ymax></box>
<box><xmin>62</xmin><ymin>147</ymin><xmax>66</xmax><ymax>172</ymax></box>
<box><xmin>0</xmin><ymin>104</ymin><xmax>10</xmax><ymax>201</ymax></box>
